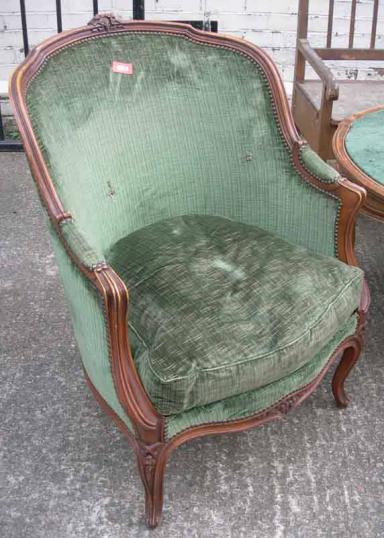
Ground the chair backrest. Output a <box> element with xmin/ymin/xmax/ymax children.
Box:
<box><xmin>298</xmin><ymin>0</ymin><xmax>383</xmax><ymax>57</ymax></box>
<box><xmin>20</xmin><ymin>19</ymin><xmax>313</xmax><ymax>255</ymax></box>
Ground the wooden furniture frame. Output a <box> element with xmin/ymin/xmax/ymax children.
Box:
<box><xmin>293</xmin><ymin>0</ymin><xmax>384</xmax><ymax>160</ymax></box>
<box><xmin>333</xmin><ymin>105</ymin><xmax>384</xmax><ymax>220</ymax></box>
<box><xmin>10</xmin><ymin>14</ymin><xmax>369</xmax><ymax>528</ymax></box>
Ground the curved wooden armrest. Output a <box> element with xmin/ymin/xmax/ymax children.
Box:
<box><xmin>298</xmin><ymin>39</ymin><xmax>339</xmax><ymax>101</ymax></box>
<box><xmin>92</xmin><ymin>265</ymin><xmax>164</xmax><ymax>444</ymax></box>
<box><xmin>334</xmin><ymin>176</ymin><xmax>366</xmax><ymax>266</ymax></box>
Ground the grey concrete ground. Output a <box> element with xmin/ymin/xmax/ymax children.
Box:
<box><xmin>1</xmin><ymin>152</ymin><xmax>383</xmax><ymax>538</ymax></box>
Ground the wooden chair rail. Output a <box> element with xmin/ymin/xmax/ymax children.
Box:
<box><xmin>316</xmin><ymin>48</ymin><xmax>384</xmax><ymax>62</ymax></box>
<box><xmin>325</xmin><ymin>0</ymin><xmax>380</xmax><ymax>50</ymax></box>
<box><xmin>293</xmin><ymin>0</ymin><xmax>384</xmax><ymax>159</ymax></box>
<box><xmin>298</xmin><ymin>39</ymin><xmax>339</xmax><ymax>100</ymax></box>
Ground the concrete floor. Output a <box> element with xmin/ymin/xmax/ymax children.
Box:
<box><xmin>1</xmin><ymin>152</ymin><xmax>383</xmax><ymax>538</ymax></box>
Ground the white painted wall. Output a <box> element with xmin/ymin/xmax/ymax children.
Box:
<box><xmin>1</xmin><ymin>0</ymin><xmax>384</xmax><ymax>98</ymax></box>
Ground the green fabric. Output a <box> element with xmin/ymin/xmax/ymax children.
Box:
<box><xmin>300</xmin><ymin>145</ymin><xmax>340</xmax><ymax>183</ymax></box>
<box><xmin>59</xmin><ymin>219</ymin><xmax>105</xmax><ymax>269</ymax></box>
<box><xmin>24</xmin><ymin>31</ymin><xmax>360</xmax><ymax>431</ymax></box>
<box><xmin>345</xmin><ymin>109</ymin><xmax>384</xmax><ymax>184</ymax></box>
<box><xmin>27</xmin><ymin>32</ymin><xmax>339</xmax><ymax>259</ymax></box>
<box><xmin>107</xmin><ymin>215</ymin><xmax>363</xmax><ymax>416</ymax></box>
<box><xmin>49</xmin><ymin>226</ymin><xmax>133</xmax><ymax>432</ymax></box>
<box><xmin>165</xmin><ymin>314</ymin><xmax>358</xmax><ymax>440</ymax></box>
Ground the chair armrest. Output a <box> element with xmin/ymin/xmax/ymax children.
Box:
<box><xmin>54</xmin><ymin>217</ymin><xmax>163</xmax><ymax>441</ymax></box>
<box><xmin>298</xmin><ymin>39</ymin><xmax>339</xmax><ymax>101</ymax></box>
<box><xmin>292</xmin><ymin>141</ymin><xmax>366</xmax><ymax>267</ymax></box>
<box><xmin>299</xmin><ymin>144</ymin><xmax>340</xmax><ymax>183</ymax></box>
<box><xmin>294</xmin><ymin>146</ymin><xmax>370</xmax><ymax>309</ymax></box>
<box><xmin>59</xmin><ymin>218</ymin><xmax>106</xmax><ymax>270</ymax></box>
<box><xmin>48</xmin><ymin>222</ymin><xmax>133</xmax><ymax>428</ymax></box>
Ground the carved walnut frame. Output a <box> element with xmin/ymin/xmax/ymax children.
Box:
<box><xmin>10</xmin><ymin>15</ymin><xmax>369</xmax><ymax>528</ymax></box>
<box><xmin>333</xmin><ymin>105</ymin><xmax>384</xmax><ymax>221</ymax></box>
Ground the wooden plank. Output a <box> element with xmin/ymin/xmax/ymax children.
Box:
<box><xmin>298</xmin><ymin>40</ymin><xmax>338</xmax><ymax>100</ymax></box>
<box><xmin>326</xmin><ymin>0</ymin><xmax>335</xmax><ymax>48</ymax></box>
<box><xmin>294</xmin><ymin>0</ymin><xmax>310</xmax><ymax>82</ymax></box>
<box><xmin>371</xmin><ymin>0</ymin><xmax>379</xmax><ymax>49</ymax></box>
<box><xmin>297</xmin><ymin>0</ymin><xmax>309</xmax><ymax>39</ymax></box>
<box><xmin>316</xmin><ymin>47</ymin><xmax>384</xmax><ymax>61</ymax></box>
<box><xmin>297</xmin><ymin>80</ymin><xmax>384</xmax><ymax>123</ymax></box>
<box><xmin>349</xmin><ymin>0</ymin><xmax>357</xmax><ymax>48</ymax></box>
<box><xmin>292</xmin><ymin>84</ymin><xmax>323</xmax><ymax>154</ymax></box>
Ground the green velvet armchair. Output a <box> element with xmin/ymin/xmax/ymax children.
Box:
<box><xmin>10</xmin><ymin>14</ymin><xmax>369</xmax><ymax>528</ymax></box>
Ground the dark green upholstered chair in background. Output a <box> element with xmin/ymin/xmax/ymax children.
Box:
<box><xmin>10</xmin><ymin>14</ymin><xmax>369</xmax><ymax>528</ymax></box>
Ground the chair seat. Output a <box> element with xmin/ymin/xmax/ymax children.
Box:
<box><xmin>297</xmin><ymin>80</ymin><xmax>384</xmax><ymax>124</ymax></box>
<box><xmin>107</xmin><ymin>215</ymin><xmax>363</xmax><ymax>416</ymax></box>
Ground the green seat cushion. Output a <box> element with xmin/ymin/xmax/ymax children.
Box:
<box><xmin>165</xmin><ymin>314</ymin><xmax>358</xmax><ymax>440</ymax></box>
<box><xmin>107</xmin><ymin>215</ymin><xmax>363</xmax><ymax>416</ymax></box>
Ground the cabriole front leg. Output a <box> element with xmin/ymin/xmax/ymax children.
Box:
<box><xmin>136</xmin><ymin>441</ymin><xmax>167</xmax><ymax>529</ymax></box>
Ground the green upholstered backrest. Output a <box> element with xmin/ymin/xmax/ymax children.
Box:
<box><xmin>26</xmin><ymin>31</ymin><xmax>338</xmax><ymax>256</ymax></box>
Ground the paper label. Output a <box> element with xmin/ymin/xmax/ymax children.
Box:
<box><xmin>111</xmin><ymin>61</ymin><xmax>133</xmax><ymax>75</ymax></box>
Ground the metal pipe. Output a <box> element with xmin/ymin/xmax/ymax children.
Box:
<box><xmin>133</xmin><ymin>0</ymin><xmax>145</xmax><ymax>20</ymax></box>
<box><xmin>19</xmin><ymin>0</ymin><xmax>29</xmax><ymax>56</ymax></box>
<box><xmin>56</xmin><ymin>0</ymin><xmax>63</xmax><ymax>33</ymax></box>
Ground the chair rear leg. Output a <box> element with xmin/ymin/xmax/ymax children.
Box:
<box><xmin>332</xmin><ymin>337</ymin><xmax>363</xmax><ymax>408</ymax></box>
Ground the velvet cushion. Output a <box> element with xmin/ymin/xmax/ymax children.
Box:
<box><xmin>165</xmin><ymin>314</ymin><xmax>358</xmax><ymax>440</ymax></box>
<box><xmin>107</xmin><ymin>215</ymin><xmax>363</xmax><ymax>416</ymax></box>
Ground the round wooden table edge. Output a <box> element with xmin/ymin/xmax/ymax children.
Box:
<box><xmin>333</xmin><ymin>105</ymin><xmax>384</xmax><ymax>220</ymax></box>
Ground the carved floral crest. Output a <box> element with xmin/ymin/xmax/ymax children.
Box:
<box><xmin>87</xmin><ymin>13</ymin><xmax>124</xmax><ymax>32</ymax></box>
